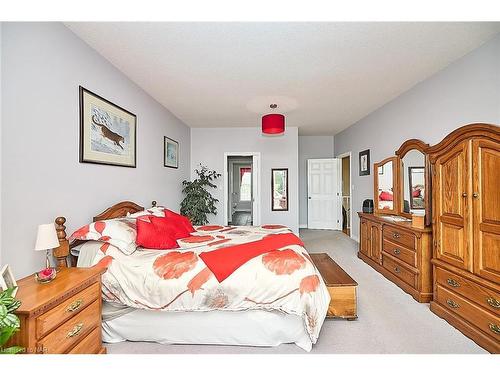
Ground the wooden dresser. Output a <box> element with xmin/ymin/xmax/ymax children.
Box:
<box><xmin>9</xmin><ymin>267</ymin><xmax>106</xmax><ymax>354</ymax></box>
<box><xmin>358</xmin><ymin>213</ymin><xmax>433</xmax><ymax>302</ymax></box>
<box><xmin>428</xmin><ymin>124</ymin><xmax>500</xmax><ymax>353</ymax></box>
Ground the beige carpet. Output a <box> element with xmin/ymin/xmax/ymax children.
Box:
<box><xmin>105</xmin><ymin>229</ymin><xmax>486</xmax><ymax>354</ymax></box>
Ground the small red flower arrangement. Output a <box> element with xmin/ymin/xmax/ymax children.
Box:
<box><xmin>35</xmin><ymin>267</ymin><xmax>57</xmax><ymax>283</ymax></box>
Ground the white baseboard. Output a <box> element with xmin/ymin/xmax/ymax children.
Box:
<box><xmin>299</xmin><ymin>224</ymin><xmax>308</xmax><ymax>229</ymax></box>
<box><xmin>351</xmin><ymin>235</ymin><xmax>359</xmax><ymax>243</ymax></box>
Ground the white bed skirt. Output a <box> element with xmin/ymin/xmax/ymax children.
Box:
<box><xmin>102</xmin><ymin>308</ymin><xmax>312</xmax><ymax>352</ymax></box>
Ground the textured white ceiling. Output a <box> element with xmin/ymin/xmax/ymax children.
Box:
<box><xmin>66</xmin><ymin>22</ymin><xmax>500</xmax><ymax>135</ymax></box>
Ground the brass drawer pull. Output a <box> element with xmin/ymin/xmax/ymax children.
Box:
<box><xmin>486</xmin><ymin>297</ymin><xmax>500</xmax><ymax>309</ymax></box>
<box><xmin>67</xmin><ymin>299</ymin><xmax>83</xmax><ymax>313</ymax></box>
<box><xmin>393</xmin><ymin>249</ymin><xmax>401</xmax><ymax>255</ymax></box>
<box><xmin>67</xmin><ymin>323</ymin><xmax>84</xmax><ymax>338</ymax></box>
<box><xmin>472</xmin><ymin>192</ymin><xmax>479</xmax><ymax>198</ymax></box>
<box><xmin>462</xmin><ymin>192</ymin><xmax>467</xmax><ymax>198</ymax></box>
<box><xmin>392</xmin><ymin>233</ymin><xmax>400</xmax><ymax>239</ymax></box>
<box><xmin>446</xmin><ymin>299</ymin><xmax>460</xmax><ymax>309</ymax></box>
<box><xmin>489</xmin><ymin>323</ymin><xmax>500</xmax><ymax>335</ymax></box>
<box><xmin>446</xmin><ymin>278</ymin><xmax>460</xmax><ymax>288</ymax></box>
<box><xmin>394</xmin><ymin>267</ymin><xmax>401</xmax><ymax>273</ymax></box>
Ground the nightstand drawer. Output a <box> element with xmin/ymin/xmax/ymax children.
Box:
<box><xmin>38</xmin><ymin>299</ymin><xmax>100</xmax><ymax>354</ymax></box>
<box><xmin>36</xmin><ymin>282</ymin><xmax>100</xmax><ymax>339</ymax></box>
<box><xmin>67</xmin><ymin>327</ymin><xmax>102</xmax><ymax>354</ymax></box>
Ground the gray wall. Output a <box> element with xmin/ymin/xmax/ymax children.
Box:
<box><xmin>298</xmin><ymin>136</ymin><xmax>334</xmax><ymax>227</ymax></box>
<box><xmin>335</xmin><ymin>33</ymin><xmax>500</xmax><ymax>241</ymax></box>
<box><xmin>1</xmin><ymin>23</ymin><xmax>191</xmax><ymax>278</ymax></box>
<box><xmin>191</xmin><ymin>127</ymin><xmax>299</xmax><ymax>233</ymax></box>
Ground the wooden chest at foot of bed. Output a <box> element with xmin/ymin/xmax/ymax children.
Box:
<box><xmin>310</xmin><ymin>253</ymin><xmax>358</xmax><ymax>320</ymax></box>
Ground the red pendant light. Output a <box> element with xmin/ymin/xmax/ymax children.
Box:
<box><xmin>262</xmin><ymin>104</ymin><xmax>285</xmax><ymax>135</ymax></box>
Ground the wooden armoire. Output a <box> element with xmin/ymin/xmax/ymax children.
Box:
<box><xmin>428</xmin><ymin>124</ymin><xmax>500</xmax><ymax>353</ymax></box>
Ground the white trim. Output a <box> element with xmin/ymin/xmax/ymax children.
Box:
<box><xmin>337</xmin><ymin>151</ymin><xmax>353</xmax><ymax>239</ymax></box>
<box><xmin>223</xmin><ymin>152</ymin><xmax>261</xmax><ymax>226</ymax></box>
<box><xmin>299</xmin><ymin>224</ymin><xmax>308</xmax><ymax>229</ymax></box>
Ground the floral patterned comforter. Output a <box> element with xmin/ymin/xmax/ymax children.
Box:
<box><xmin>89</xmin><ymin>224</ymin><xmax>331</xmax><ymax>346</ymax></box>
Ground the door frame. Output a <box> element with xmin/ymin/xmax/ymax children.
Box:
<box><xmin>223</xmin><ymin>152</ymin><xmax>261</xmax><ymax>226</ymax></box>
<box><xmin>307</xmin><ymin>158</ymin><xmax>342</xmax><ymax>230</ymax></box>
<box><xmin>337</xmin><ymin>151</ymin><xmax>353</xmax><ymax>238</ymax></box>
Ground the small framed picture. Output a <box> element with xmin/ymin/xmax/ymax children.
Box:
<box><xmin>164</xmin><ymin>137</ymin><xmax>179</xmax><ymax>169</ymax></box>
<box><xmin>359</xmin><ymin>149</ymin><xmax>370</xmax><ymax>176</ymax></box>
<box><xmin>0</xmin><ymin>264</ymin><xmax>17</xmax><ymax>296</ymax></box>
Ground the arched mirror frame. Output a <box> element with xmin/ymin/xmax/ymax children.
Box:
<box><xmin>395</xmin><ymin>139</ymin><xmax>431</xmax><ymax>226</ymax></box>
<box><xmin>373</xmin><ymin>156</ymin><xmax>400</xmax><ymax>215</ymax></box>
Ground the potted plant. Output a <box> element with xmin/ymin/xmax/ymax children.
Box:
<box><xmin>180</xmin><ymin>164</ymin><xmax>221</xmax><ymax>225</ymax></box>
<box><xmin>0</xmin><ymin>287</ymin><xmax>23</xmax><ymax>354</ymax></box>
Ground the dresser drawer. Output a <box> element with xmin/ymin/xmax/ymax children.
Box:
<box><xmin>383</xmin><ymin>226</ymin><xmax>415</xmax><ymax>250</ymax></box>
<box><xmin>383</xmin><ymin>239</ymin><xmax>416</xmax><ymax>267</ymax></box>
<box><xmin>382</xmin><ymin>254</ymin><xmax>417</xmax><ymax>288</ymax></box>
<box><xmin>36</xmin><ymin>282</ymin><xmax>100</xmax><ymax>339</ymax></box>
<box><xmin>67</xmin><ymin>327</ymin><xmax>102</xmax><ymax>354</ymax></box>
<box><xmin>435</xmin><ymin>267</ymin><xmax>500</xmax><ymax>315</ymax></box>
<box><xmin>38</xmin><ymin>299</ymin><xmax>100</xmax><ymax>354</ymax></box>
<box><xmin>436</xmin><ymin>284</ymin><xmax>500</xmax><ymax>342</ymax></box>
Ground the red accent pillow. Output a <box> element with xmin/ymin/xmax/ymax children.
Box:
<box><xmin>164</xmin><ymin>209</ymin><xmax>195</xmax><ymax>234</ymax></box>
<box><xmin>152</xmin><ymin>216</ymin><xmax>191</xmax><ymax>240</ymax></box>
<box><xmin>379</xmin><ymin>191</ymin><xmax>393</xmax><ymax>201</ymax></box>
<box><xmin>136</xmin><ymin>216</ymin><xmax>179</xmax><ymax>250</ymax></box>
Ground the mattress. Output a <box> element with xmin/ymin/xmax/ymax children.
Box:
<box><xmin>102</xmin><ymin>306</ymin><xmax>312</xmax><ymax>351</ymax></box>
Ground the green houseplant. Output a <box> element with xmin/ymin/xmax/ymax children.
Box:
<box><xmin>0</xmin><ymin>287</ymin><xmax>23</xmax><ymax>354</ymax></box>
<box><xmin>180</xmin><ymin>164</ymin><xmax>221</xmax><ymax>225</ymax></box>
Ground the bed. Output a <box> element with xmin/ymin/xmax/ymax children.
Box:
<box><xmin>62</xmin><ymin>201</ymin><xmax>330</xmax><ymax>352</ymax></box>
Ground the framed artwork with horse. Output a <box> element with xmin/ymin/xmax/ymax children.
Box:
<box><xmin>79</xmin><ymin>86</ymin><xmax>137</xmax><ymax>168</ymax></box>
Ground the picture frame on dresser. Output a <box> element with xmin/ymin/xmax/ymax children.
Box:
<box><xmin>0</xmin><ymin>264</ymin><xmax>17</xmax><ymax>296</ymax></box>
<box><xmin>79</xmin><ymin>86</ymin><xmax>137</xmax><ymax>168</ymax></box>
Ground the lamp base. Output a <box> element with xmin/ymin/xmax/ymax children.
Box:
<box><xmin>34</xmin><ymin>267</ymin><xmax>57</xmax><ymax>284</ymax></box>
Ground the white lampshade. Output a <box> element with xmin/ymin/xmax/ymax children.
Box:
<box><xmin>35</xmin><ymin>223</ymin><xmax>60</xmax><ymax>251</ymax></box>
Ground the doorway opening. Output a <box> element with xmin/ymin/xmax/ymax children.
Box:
<box><xmin>338</xmin><ymin>152</ymin><xmax>352</xmax><ymax>237</ymax></box>
<box><xmin>223</xmin><ymin>153</ymin><xmax>261</xmax><ymax>227</ymax></box>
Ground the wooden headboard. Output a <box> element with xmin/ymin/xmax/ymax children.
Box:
<box><xmin>55</xmin><ymin>200</ymin><xmax>157</xmax><ymax>267</ymax></box>
<box><xmin>93</xmin><ymin>201</ymin><xmax>146</xmax><ymax>221</ymax></box>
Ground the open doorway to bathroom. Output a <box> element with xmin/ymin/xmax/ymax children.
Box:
<box><xmin>339</xmin><ymin>152</ymin><xmax>352</xmax><ymax>237</ymax></box>
<box><xmin>227</xmin><ymin>156</ymin><xmax>253</xmax><ymax>226</ymax></box>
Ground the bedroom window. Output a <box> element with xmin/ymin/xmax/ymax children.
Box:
<box><xmin>240</xmin><ymin>167</ymin><xmax>252</xmax><ymax>201</ymax></box>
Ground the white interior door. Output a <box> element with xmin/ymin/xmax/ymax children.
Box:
<box><xmin>307</xmin><ymin>158</ymin><xmax>341</xmax><ymax>230</ymax></box>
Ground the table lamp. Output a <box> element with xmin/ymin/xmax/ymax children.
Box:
<box><xmin>34</xmin><ymin>223</ymin><xmax>60</xmax><ymax>283</ymax></box>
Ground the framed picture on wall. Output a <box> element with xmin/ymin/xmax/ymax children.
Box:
<box><xmin>164</xmin><ymin>137</ymin><xmax>179</xmax><ymax>169</ymax></box>
<box><xmin>79</xmin><ymin>86</ymin><xmax>137</xmax><ymax>168</ymax></box>
<box><xmin>359</xmin><ymin>149</ymin><xmax>370</xmax><ymax>176</ymax></box>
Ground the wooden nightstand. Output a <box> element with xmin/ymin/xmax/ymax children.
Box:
<box><xmin>9</xmin><ymin>267</ymin><xmax>106</xmax><ymax>354</ymax></box>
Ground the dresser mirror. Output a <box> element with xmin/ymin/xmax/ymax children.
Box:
<box><xmin>373</xmin><ymin>156</ymin><xmax>399</xmax><ymax>215</ymax></box>
<box><xmin>395</xmin><ymin>139</ymin><xmax>431</xmax><ymax>226</ymax></box>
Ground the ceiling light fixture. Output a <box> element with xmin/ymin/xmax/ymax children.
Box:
<box><xmin>262</xmin><ymin>104</ymin><xmax>285</xmax><ymax>135</ymax></box>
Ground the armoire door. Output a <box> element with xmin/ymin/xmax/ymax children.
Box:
<box><xmin>472</xmin><ymin>139</ymin><xmax>500</xmax><ymax>284</ymax></box>
<box><xmin>369</xmin><ymin>222</ymin><xmax>382</xmax><ymax>264</ymax></box>
<box><xmin>434</xmin><ymin>141</ymin><xmax>473</xmax><ymax>271</ymax></box>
